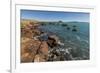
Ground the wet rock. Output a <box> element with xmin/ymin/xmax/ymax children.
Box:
<box><xmin>67</xmin><ymin>27</ymin><xmax>70</xmax><ymax>30</ymax></box>
<box><xmin>72</xmin><ymin>28</ymin><xmax>77</xmax><ymax>32</ymax></box>
<box><xmin>48</xmin><ymin>47</ymin><xmax>73</xmax><ymax>61</ymax></box>
<box><xmin>38</xmin><ymin>33</ymin><xmax>48</xmax><ymax>41</ymax></box>
<box><xmin>47</xmin><ymin>35</ymin><xmax>63</xmax><ymax>48</ymax></box>
<box><xmin>70</xmin><ymin>48</ymin><xmax>81</xmax><ymax>57</ymax></box>
<box><xmin>62</xmin><ymin>24</ymin><xmax>68</xmax><ymax>27</ymax></box>
<box><xmin>72</xmin><ymin>25</ymin><xmax>77</xmax><ymax>28</ymax></box>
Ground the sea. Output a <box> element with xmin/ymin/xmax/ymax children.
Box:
<box><xmin>39</xmin><ymin>22</ymin><xmax>89</xmax><ymax>60</ymax></box>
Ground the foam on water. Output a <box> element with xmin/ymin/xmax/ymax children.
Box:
<box><xmin>39</xmin><ymin>22</ymin><xmax>89</xmax><ymax>60</ymax></box>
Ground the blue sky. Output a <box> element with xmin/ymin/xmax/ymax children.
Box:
<box><xmin>21</xmin><ymin>9</ymin><xmax>90</xmax><ymax>22</ymax></box>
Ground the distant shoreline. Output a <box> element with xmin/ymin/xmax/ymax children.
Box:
<box><xmin>21</xmin><ymin>19</ymin><xmax>89</xmax><ymax>23</ymax></box>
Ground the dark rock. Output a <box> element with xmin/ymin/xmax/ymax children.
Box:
<box><xmin>47</xmin><ymin>35</ymin><xmax>62</xmax><ymax>48</ymax></box>
<box><xmin>62</xmin><ymin>24</ymin><xmax>68</xmax><ymax>27</ymax></box>
<box><xmin>72</xmin><ymin>25</ymin><xmax>77</xmax><ymax>27</ymax></box>
<box><xmin>48</xmin><ymin>47</ymin><xmax>73</xmax><ymax>61</ymax></box>
<box><xmin>72</xmin><ymin>28</ymin><xmax>77</xmax><ymax>32</ymax></box>
<box><xmin>67</xmin><ymin>27</ymin><xmax>70</xmax><ymax>30</ymax></box>
<box><xmin>38</xmin><ymin>33</ymin><xmax>48</xmax><ymax>41</ymax></box>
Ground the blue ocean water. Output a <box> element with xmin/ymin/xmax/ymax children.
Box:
<box><xmin>39</xmin><ymin>22</ymin><xmax>89</xmax><ymax>60</ymax></box>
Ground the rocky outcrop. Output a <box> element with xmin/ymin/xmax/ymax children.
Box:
<box><xmin>21</xmin><ymin>37</ymin><xmax>49</xmax><ymax>62</ymax></box>
<box><xmin>48</xmin><ymin>48</ymin><xmax>73</xmax><ymax>61</ymax></box>
<box><xmin>34</xmin><ymin>54</ymin><xmax>46</xmax><ymax>62</ymax></box>
<box><xmin>21</xmin><ymin>37</ymin><xmax>41</xmax><ymax>62</ymax></box>
<box><xmin>38</xmin><ymin>41</ymin><xmax>48</xmax><ymax>56</ymax></box>
<box><xmin>21</xmin><ymin>20</ymin><xmax>72</xmax><ymax>62</ymax></box>
<box><xmin>47</xmin><ymin>35</ymin><xmax>63</xmax><ymax>48</ymax></box>
<box><xmin>21</xmin><ymin>28</ymin><xmax>33</xmax><ymax>38</ymax></box>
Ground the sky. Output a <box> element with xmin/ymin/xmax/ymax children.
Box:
<box><xmin>21</xmin><ymin>9</ymin><xmax>90</xmax><ymax>22</ymax></box>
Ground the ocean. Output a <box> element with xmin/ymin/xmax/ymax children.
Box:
<box><xmin>39</xmin><ymin>22</ymin><xmax>89</xmax><ymax>60</ymax></box>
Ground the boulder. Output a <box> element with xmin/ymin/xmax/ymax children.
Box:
<box><xmin>47</xmin><ymin>35</ymin><xmax>60</xmax><ymax>48</ymax></box>
<box><xmin>72</xmin><ymin>28</ymin><xmax>77</xmax><ymax>32</ymax></box>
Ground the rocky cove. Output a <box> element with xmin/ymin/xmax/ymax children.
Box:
<box><xmin>21</xmin><ymin>20</ymin><xmax>89</xmax><ymax>63</ymax></box>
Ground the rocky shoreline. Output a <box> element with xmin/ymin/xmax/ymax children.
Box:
<box><xmin>21</xmin><ymin>21</ymin><xmax>75</xmax><ymax>63</ymax></box>
<box><xmin>21</xmin><ymin>20</ymin><xmax>90</xmax><ymax>63</ymax></box>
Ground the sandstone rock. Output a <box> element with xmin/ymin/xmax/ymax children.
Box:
<box><xmin>32</xmin><ymin>29</ymin><xmax>41</xmax><ymax>36</ymax></box>
<box><xmin>21</xmin><ymin>21</ymin><xmax>41</xmax><ymax>38</ymax></box>
<box><xmin>21</xmin><ymin>52</ymin><xmax>34</xmax><ymax>63</ymax></box>
<box><xmin>29</xmin><ymin>22</ymin><xmax>40</xmax><ymax>27</ymax></box>
<box><xmin>21</xmin><ymin>27</ymin><xmax>33</xmax><ymax>38</ymax></box>
<box><xmin>21</xmin><ymin>37</ymin><xmax>41</xmax><ymax>62</ymax></box>
<box><xmin>21</xmin><ymin>37</ymin><xmax>49</xmax><ymax>62</ymax></box>
<box><xmin>34</xmin><ymin>54</ymin><xmax>46</xmax><ymax>62</ymax></box>
<box><xmin>38</xmin><ymin>41</ymin><xmax>48</xmax><ymax>56</ymax></box>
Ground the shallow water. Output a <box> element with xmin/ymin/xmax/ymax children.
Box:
<box><xmin>39</xmin><ymin>22</ymin><xmax>89</xmax><ymax>60</ymax></box>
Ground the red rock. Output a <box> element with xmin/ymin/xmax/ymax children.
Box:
<box><xmin>38</xmin><ymin>41</ymin><xmax>48</xmax><ymax>56</ymax></box>
<box><xmin>32</xmin><ymin>29</ymin><xmax>41</xmax><ymax>36</ymax></box>
<box><xmin>21</xmin><ymin>37</ymin><xmax>41</xmax><ymax>62</ymax></box>
<box><xmin>21</xmin><ymin>28</ymin><xmax>33</xmax><ymax>38</ymax></box>
<box><xmin>33</xmin><ymin>41</ymin><xmax>49</xmax><ymax>62</ymax></box>
<box><xmin>21</xmin><ymin>52</ymin><xmax>33</xmax><ymax>62</ymax></box>
<box><xmin>21</xmin><ymin>37</ymin><xmax>49</xmax><ymax>62</ymax></box>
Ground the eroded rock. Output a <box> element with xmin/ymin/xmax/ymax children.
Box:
<box><xmin>34</xmin><ymin>54</ymin><xmax>46</xmax><ymax>62</ymax></box>
<box><xmin>21</xmin><ymin>37</ymin><xmax>49</xmax><ymax>62</ymax></box>
<box><xmin>47</xmin><ymin>35</ymin><xmax>62</xmax><ymax>48</ymax></box>
<box><xmin>21</xmin><ymin>37</ymin><xmax>41</xmax><ymax>62</ymax></box>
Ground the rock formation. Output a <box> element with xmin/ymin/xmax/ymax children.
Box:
<box><xmin>21</xmin><ymin>20</ymin><xmax>72</xmax><ymax>62</ymax></box>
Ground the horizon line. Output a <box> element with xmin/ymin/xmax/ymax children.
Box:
<box><xmin>21</xmin><ymin>18</ymin><xmax>89</xmax><ymax>23</ymax></box>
